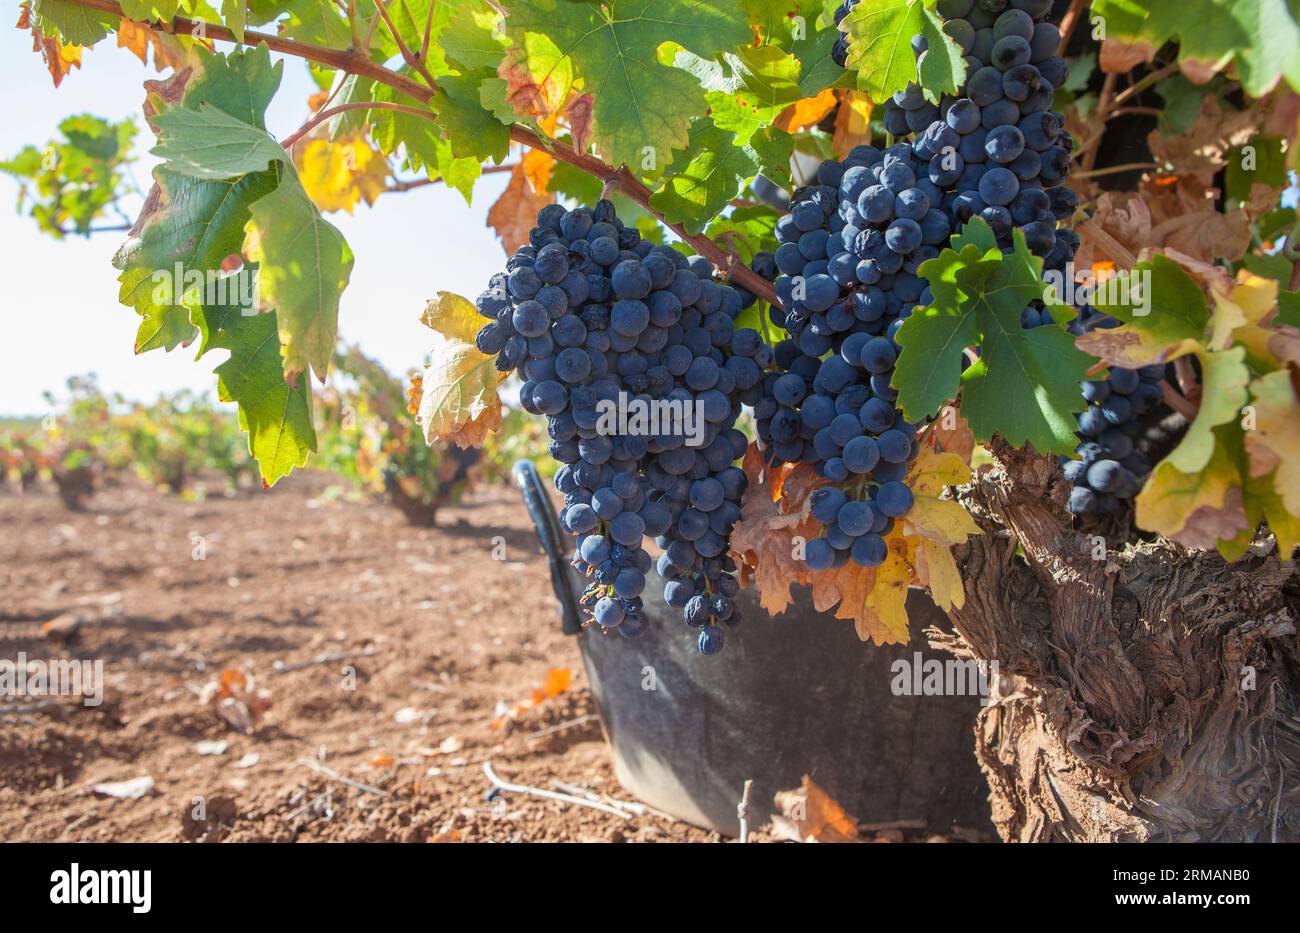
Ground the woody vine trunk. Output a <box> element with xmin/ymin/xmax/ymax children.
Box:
<box><xmin>928</xmin><ymin>441</ymin><xmax>1300</xmax><ymax>842</ymax></box>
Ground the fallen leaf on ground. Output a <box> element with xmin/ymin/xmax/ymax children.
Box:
<box><xmin>770</xmin><ymin>775</ymin><xmax>859</xmax><ymax>843</ymax></box>
<box><xmin>90</xmin><ymin>776</ymin><xmax>155</xmax><ymax>800</ymax></box>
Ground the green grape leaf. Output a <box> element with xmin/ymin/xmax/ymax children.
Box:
<box><xmin>436</xmin><ymin>69</ymin><xmax>512</xmax><ymax>163</ymax></box>
<box><xmin>133</xmin><ymin>48</ymin><xmax>354</xmax><ymax>380</ymax></box>
<box><xmin>503</xmin><ymin>0</ymin><xmax>752</xmax><ymax>171</ymax></box>
<box><xmin>244</xmin><ymin>172</ymin><xmax>355</xmax><ymax>381</ymax></box>
<box><xmin>2</xmin><ymin>115</ymin><xmax>136</xmax><ymax>238</ymax></box>
<box><xmin>281</xmin><ymin>0</ymin><xmax>354</xmax><ymax>49</ymax></box>
<box><xmin>120</xmin><ymin>0</ymin><xmax>182</xmax><ymax>21</ymax></box>
<box><xmin>31</xmin><ymin>0</ymin><xmax>116</xmax><ymax>45</ymax></box>
<box><xmin>1085</xmin><ymin>253</ymin><xmax>1210</xmax><ymax>365</ymax></box>
<box><xmin>114</xmin><ymin>166</ymin><xmax>282</xmax><ymax>351</ymax></box>
<box><xmin>548</xmin><ymin>158</ymin><xmax>605</xmax><ymax>204</ymax></box>
<box><xmin>183</xmin><ymin>44</ymin><xmax>283</xmax><ymax>129</ymax></box>
<box><xmin>222</xmin><ymin>0</ymin><xmax>248</xmax><ymax>43</ymax></box>
<box><xmin>705</xmin><ymin>204</ymin><xmax>779</xmax><ymax>264</ymax></box>
<box><xmin>1156</xmin><ymin>74</ymin><xmax>1212</xmax><ymax>134</ymax></box>
<box><xmin>1163</xmin><ymin>347</ymin><xmax>1250</xmax><ymax>474</ymax></box>
<box><xmin>440</xmin><ymin>0</ymin><xmax>508</xmax><ymax>71</ymax></box>
<box><xmin>791</xmin><ymin>15</ymin><xmax>853</xmax><ymax>97</ymax></box>
<box><xmin>1225</xmin><ymin>136</ymin><xmax>1287</xmax><ymax>204</ymax></box>
<box><xmin>897</xmin><ymin>220</ymin><xmax>1091</xmax><ymax>453</ymax></box>
<box><xmin>193</xmin><ymin>282</ymin><xmax>316</xmax><ymax>485</ymax></box>
<box><xmin>842</xmin><ymin>0</ymin><xmax>966</xmax><ymax>104</ymax></box>
<box><xmin>1277</xmin><ymin>290</ymin><xmax>1300</xmax><ymax>329</ymax></box>
<box><xmin>650</xmin><ymin>118</ymin><xmax>791</xmax><ymax>231</ymax></box>
<box><xmin>1091</xmin><ymin>0</ymin><xmax>1300</xmax><ymax>97</ymax></box>
<box><xmin>150</xmin><ymin>105</ymin><xmax>288</xmax><ymax>180</ymax></box>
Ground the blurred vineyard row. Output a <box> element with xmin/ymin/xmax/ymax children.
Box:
<box><xmin>0</xmin><ymin>351</ymin><xmax>552</xmax><ymax>521</ymax></box>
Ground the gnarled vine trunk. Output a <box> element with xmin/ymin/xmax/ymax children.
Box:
<box><xmin>930</xmin><ymin>441</ymin><xmax>1300</xmax><ymax>842</ymax></box>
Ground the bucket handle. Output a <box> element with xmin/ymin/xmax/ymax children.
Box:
<box><xmin>512</xmin><ymin>460</ymin><xmax>584</xmax><ymax>636</ymax></box>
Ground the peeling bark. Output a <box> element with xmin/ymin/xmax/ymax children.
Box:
<box><xmin>929</xmin><ymin>441</ymin><xmax>1300</xmax><ymax>842</ymax></box>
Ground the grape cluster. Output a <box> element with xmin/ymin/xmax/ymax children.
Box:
<box><xmin>849</xmin><ymin>0</ymin><xmax>1177</xmax><ymax>513</ymax></box>
<box><xmin>1063</xmin><ymin>362</ymin><xmax>1165</xmax><ymax>515</ymax></box>
<box><xmin>747</xmin><ymin>148</ymin><xmax>939</xmax><ymax>571</ymax></box>
<box><xmin>474</xmin><ymin>199</ymin><xmax>771</xmax><ymax>653</ymax></box>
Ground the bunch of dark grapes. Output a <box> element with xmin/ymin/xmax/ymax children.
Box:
<box><xmin>830</xmin><ymin>0</ymin><xmax>860</xmax><ymax>67</ymax></box>
<box><xmin>861</xmin><ymin>0</ymin><xmax>1179</xmax><ymax>514</ymax></box>
<box><xmin>474</xmin><ymin>199</ymin><xmax>771</xmax><ymax>654</ymax></box>
<box><xmin>1062</xmin><ymin>365</ymin><xmax>1165</xmax><ymax>514</ymax></box>
<box><xmin>749</xmin><ymin>147</ymin><xmax>940</xmax><ymax>569</ymax></box>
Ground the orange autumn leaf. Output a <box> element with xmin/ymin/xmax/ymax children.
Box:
<box><xmin>772</xmin><ymin>775</ymin><xmax>859</xmax><ymax>843</ymax></box>
<box><xmin>368</xmin><ymin>753</ymin><xmax>396</xmax><ymax>768</ymax></box>
<box><xmin>538</xmin><ymin>667</ymin><xmax>572</xmax><ymax>700</ymax></box>
<box><xmin>116</xmin><ymin>18</ymin><xmax>187</xmax><ymax>72</ymax></box>
<box><xmin>521</xmin><ymin>147</ymin><xmax>554</xmax><ymax>194</ymax></box>
<box><xmin>406</xmin><ymin>373</ymin><xmax>424</xmax><ymax>417</ymax></box>
<box><xmin>487</xmin><ymin>162</ymin><xmax>555</xmax><ymax>254</ymax></box>
<box><xmin>21</xmin><ymin>5</ymin><xmax>82</xmax><ymax>88</ymax></box>
<box><xmin>774</xmin><ymin>89</ymin><xmax>837</xmax><ymax>132</ymax></box>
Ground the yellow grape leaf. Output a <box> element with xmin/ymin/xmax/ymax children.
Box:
<box><xmin>1246</xmin><ymin>471</ymin><xmax>1300</xmax><ymax>559</ymax></box>
<box><xmin>917</xmin><ymin>537</ymin><xmax>964</xmax><ymax>612</ymax></box>
<box><xmin>907</xmin><ymin>448</ymin><xmax>970</xmax><ymax>497</ymax></box>
<box><xmin>296</xmin><ymin>134</ymin><xmax>390</xmax><ymax>214</ymax></box>
<box><xmin>1243</xmin><ymin>369</ymin><xmax>1300</xmax><ymax>515</ymax></box>
<box><xmin>1136</xmin><ymin>441</ymin><xmax>1246</xmax><ymax>545</ymax></box>
<box><xmin>1208</xmin><ymin>272</ymin><xmax>1279</xmax><ymax>350</ymax></box>
<box><xmin>1163</xmin><ymin>347</ymin><xmax>1249</xmax><ymax>474</ymax></box>
<box><xmin>844</xmin><ymin>531</ymin><xmax>914</xmax><ymax>645</ymax></box>
<box><xmin>774</xmin><ymin>89</ymin><xmax>837</xmax><ymax>132</ymax></box>
<box><xmin>420</xmin><ymin>291</ymin><xmax>485</xmax><ymax>344</ymax></box>
<box><xmin>831</xmin><ymin>90</ymin><xmax>872</xmax><ymax>158</ymax></box>
<box><xmin>522</xmin><ymin>147</ymin><xmax>554</xmax><ymax>194</ymax></box>
<box><xmin>417</xmin><ymin>333</ymin><xmax>504</xmax><ymax>448</ymax></box>
<box><xmin>907</xmin><ymin>496</ymin><xmax>979</xmax><ymax>546</ymax></box>
<box><xmin>1075</xmin><ymin>327</ymin><xmax>1200</xmax><ymax>370</ymax></box>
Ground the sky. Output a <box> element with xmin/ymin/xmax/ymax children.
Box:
<box><xmin>0</xmin><ymin>25</ymin><xmax>514</xmax><ymax>416</ymax></box>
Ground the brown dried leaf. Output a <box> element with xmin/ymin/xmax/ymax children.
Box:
<box><xmin>1147</xmin><ymin>97</ymin><xmax>1263</xmax><ymax>184</ymax></box>
<box><xmin>1099</xmin><ymin>39</ymin><xmax>1155</xmax><ymax>73</ymax></box>
<box><xmin>564</xmin><ymin>93</ymin><xmax>595</xmax><ymax>153</ymax></box>
<box><xmin>486</xmin><ymin>163</ymin><xmax>554</xmax><ymax>255</ymax></box>
<box><xmin>1074</xmin><ymin>192</ymin><xmax>1150</xmax><ymax>271</ymax></box>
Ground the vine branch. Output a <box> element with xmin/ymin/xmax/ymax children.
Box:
<box><xmin>56</xmin><ymin>0</ymin><xmax>780</xmax><ymax>308</ymax></box>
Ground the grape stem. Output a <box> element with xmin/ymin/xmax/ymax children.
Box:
<box><xmin>1158</xmin><ymin>379</ymin><xmax>1199</xmax><ymax>420</ymax></box>
<box><xmin>370</xmin><ymin>0</ymin><xmax>437</xmax><ymax>87</ymax></box>
<box><xmin>56</xmin><ymin>0</ymin><xmax>782</xmax><ymax>309</ymax></box>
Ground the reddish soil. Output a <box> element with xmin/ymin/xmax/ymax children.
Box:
<box><xmin>0</xmin><ymin>477</ymin><xmax>725</xmax><ymax>842</ymax></box>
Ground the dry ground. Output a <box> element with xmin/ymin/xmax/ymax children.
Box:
<box><xmin>0</xmin><ymin>477</ymin><xmax>724</xmax><ymax>842</ymax></box>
